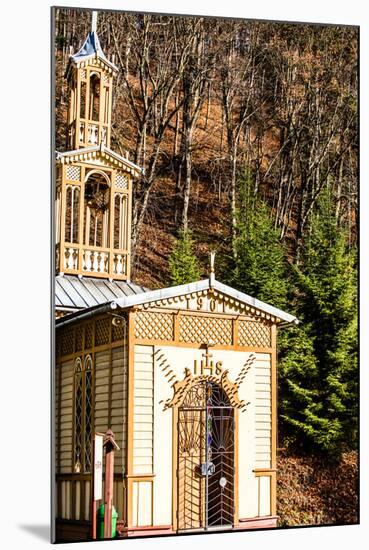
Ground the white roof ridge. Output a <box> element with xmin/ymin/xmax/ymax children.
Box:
<box><xmin>55</xmin><ymin>146</ymin><xmax>144</xmax><ymax>175</ymax></box>
<box><xmin>112</xmin><ymin>278</ymin><xmax>297</xmax><ymax>323</ymax></box>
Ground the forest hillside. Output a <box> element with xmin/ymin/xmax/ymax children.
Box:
<box><xmin>55</xmin><ymin>9</ymin><xmax>358</xmax><ymax>287</ymax></box>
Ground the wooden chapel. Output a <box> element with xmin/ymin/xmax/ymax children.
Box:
<box><xmin>54</xmin><ymin>11</ymin><xmax>298</xmax><ymax>542</ymax></box>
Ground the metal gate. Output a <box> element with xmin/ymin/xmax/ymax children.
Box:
<box><xmin>177</xmin><ymin>380</ymin><xmax>235</xmax><ymax>531</ymax></box>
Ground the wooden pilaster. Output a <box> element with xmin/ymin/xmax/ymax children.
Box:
<box><xmin>126</xmin><ymin>309</ymin><xmax>136</xmax><ymax>527</ymax></box>
<box><xmin>270</xmin><ymin>324</ymin><xmax>277</xmax><ymax>516</ymax></box>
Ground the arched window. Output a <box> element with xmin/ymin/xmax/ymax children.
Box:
<box><xmin>80</xmin><ymin>81</ymin><xmax>87</xmax><ymax>120</ymax></box>
<box><xmin>74</xmin><ymin>358</ymin><xmax>83</xmax><ymax>473</ymax></box>
<box><xmin>65</xmin><ymin>185</ymin><xmax>80</xmax><ymax>243</ymax></box>
<box><xmin>73</xmin><ymin>355</ymin><xmax>93</xmax><ymax>474</ymax></box>
<box><xmin>84</xmin><ymin>172</ymin><xmax>110</xmax><ymax>247</ymax></box>
<box><xmin>84</xmin><ymin>355</ymin><xmax>93</xmax><ymax>473</ymax></box>
<box><xmin>89</xmin><ymin>73</ymin><xmax>100</xmax><ymax>121</ymax></box>
<box><xmin>114</xmin><ymin>193</ymin><xmax>128</xmax><ymax>250</ymax></box>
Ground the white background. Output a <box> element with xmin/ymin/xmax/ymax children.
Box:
<box><xmin>0</xmin><ymin>0</ymin><xmax>367</xmax><ymax>548</ymax></box>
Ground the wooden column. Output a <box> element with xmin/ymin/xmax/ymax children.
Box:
<box><xmin>59</xmin><ymin>165</ymin><xmax>67</xmax><ymax>273</ymax></box>
<box><xmin>109</xmin><ymin>170</ymin><xmax>116</xmax><ymax>277</ymax></box>
<box><xmin>126</xmin><ymin>178</ymin><xmax>132</xmax><ymax>281</ymax></box>
<box><xmin>78</xmin><ymin>165</ymin><xmax>85</xmax><ymax>271</ymax></box>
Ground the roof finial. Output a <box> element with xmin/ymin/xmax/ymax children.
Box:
<box><xmin>209</xmin><ymin>251</ymin><xmax>215</xmax><ymax>287</ymax></box>
<box><xmin>91</xmin><ymin>10</ymin><xmax>98</xmax><ymax>33</ymax></box>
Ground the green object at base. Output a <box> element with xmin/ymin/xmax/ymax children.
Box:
<box><xmin>97</xmin><ymin>504</ymin><xmax>118</xmax><ymax>539</ymax></box>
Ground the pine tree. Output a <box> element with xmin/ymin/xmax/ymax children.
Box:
<box><xmin>279</xmin><ymin>187</ymin><xmax>358</xmax><ymax>457</ymax></box>
<box><xmin>227</xmin><ymin>175</ymin><xmax>288</xmax><ymax>309</ymax></box>
<box><xmin>168</xmin><ymin>229</ymin><xmax>201</xmax><ymax>285</ymax></box>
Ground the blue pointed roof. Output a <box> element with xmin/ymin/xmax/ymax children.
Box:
<box><xmin>68</xmin><ymin>30</ymin><xmax>118</xmax><ymax>73</ymax></box>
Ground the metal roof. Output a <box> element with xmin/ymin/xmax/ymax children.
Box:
<box><xmin>55</xmin><ymin>274</ymin><xmax>149</xmax><ymax>312</ymax></box>
<box><xmin>56</xmin><ymin>276</ymin><xmax>298</xmax><ymax>325</ymax></box>
<box><xmin>69</xmin><ymin>30</ymin><xmax>118</xmax><ymax>72</ymax></box>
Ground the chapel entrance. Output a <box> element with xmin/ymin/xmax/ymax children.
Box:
<box><xmin>177</xmin><ymin>380</ymin><xmax>235</xmax><ymax>531</ymax></box>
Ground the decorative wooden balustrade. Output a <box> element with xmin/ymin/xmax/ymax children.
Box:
<box><xmin>58</xmin><ymin>243</ymin><xmax>128</xmax><ymax>279</ymax></box>
<box><xmin>78</xmin><ymin>121</ymin><xmax>108</xmax><ymax>147</ymax></box>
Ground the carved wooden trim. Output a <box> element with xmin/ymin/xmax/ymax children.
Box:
<box><xmin>163</xmin><ymin>368</ymin><xmax>248</xmax><ymax>412</ymax></box>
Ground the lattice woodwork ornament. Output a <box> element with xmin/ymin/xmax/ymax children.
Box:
<box><xmin>61</xmin><ymin>327</ymin><xmax>74</xmax><ymax>356</ymax></box>
<box><xmin>238</xmin><ymin>320</ymin><xmax>271</xmax><ymax>347</ymax></box>
<box><xmin>111</xmin><ymin>316</ymin><xmax>127</xmax><ymax>341</ymax></box>
<box><xmin>95</xmin><ymin>318</ymin><xmax>110</xmax><ymax>346</ymax></box>
<box><xmin>66</xmin><ymin>165</ymin><xmax>81</xmax><ymax>181</ymax></box>
<box><xmin>115</xmin><ymin>173</ymin><xmax>128</xmax><ymax>190</ymax></box>
<box><xmin>85</xmin><ymin>323</ymin><xmax>94</xmax><ymax>349</ymax></box>
<box><xmin>75</xmin><ymin>326</ymin><xmax>83</xmax><ymax>352</ymax></box>
<box><xmin>135</xmin><ymin>311</ymin><xmax>173</xmax><ymax>340</ymax></box>
<box><xmin>179</xmin><ymin>315</ymin><xmax>232</xmax><ymax>345</ymax></box>
<box><xmin>57</xmin><ymin>314</ymin><xmax>128</xmax><ymax>358</ymax></box>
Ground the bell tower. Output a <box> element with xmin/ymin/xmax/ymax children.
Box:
<box><xmin>65</xmin><ymin>11</ymin><xmax>116</xmax><ymax>150</ymax></box>
<box><xmin>55</xmin><ymin>11</ymin><xmax>143</xmax><ymax>282</ymax></box>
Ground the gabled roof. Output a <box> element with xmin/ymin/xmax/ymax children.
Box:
<box><xmin>67</xmin><ymin>30</ymin><xmax>118</xmax><ymax>74</ymax></box>
<box><xmin>113</xmin><ymin>279</ymin><xmax>298</xmax><ymax>324</ymax></box>
<box><xmin>56</xmin><ymin>277</ymin><xmax>298</xmax><ymax>327</ymax></box>
<box><xmin>56</xmin><ymin>143</ymin><xmax>144</xmax><ymax>177</ymax></box>
<box><xmin>55</xmin><ymin>274</ymin><xmax>149</xmax><ymax>313</ymax></box>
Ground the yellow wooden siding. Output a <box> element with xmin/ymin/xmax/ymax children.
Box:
<box><xmin>110</xmin><ymin>346</ymin><xmax>127</xmax><ymax>474</ymax></box>
<box><xmin>59</xmin><ymin>360</ymin><xmax>74</xmax><ymax>473</ymax></box>
<box><xmin>133</xmin><ymin>346</ymin><xmax>154</xmax><ymax>475</ymax></box>
<box><xmin>95</xmin><ymin>346</ymin><xmax>128</xmax><ymax>475</ymax></box>
<box><xmin>132</xmin><ymin>481</ymin><xmax>153</xmax><ymax>526</ymax></box>
<box><xmin>254</xmin><ymin>355</ymin><xmax>272</xmax><ymax>468</ymax></box>
<box><xmin>94</xmin><ymin>350</ymin><xmax>110</xmax><ymax>433</ymax></box>
<box><xmin>258</xmin><ymin>476</ymin><xmax>271</xmax><ymax>516</ymax></box>
<box><xmin>113</xmin><ymin>479</ymin><xmax>125</xmax><ymax>522</ymax></box>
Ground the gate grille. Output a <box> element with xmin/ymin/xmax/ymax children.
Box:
<box><xmin>177</xmin><ymin>380</ymin><xmax>234</xmax><ymax>531</ymax></box>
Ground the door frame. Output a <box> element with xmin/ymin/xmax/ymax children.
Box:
<box><xmin>172</xmin><ymin>379</ymin><xmax>239</xmax><ymax>532</ymax></box>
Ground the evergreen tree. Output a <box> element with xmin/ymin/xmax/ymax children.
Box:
<box><xmin>227</xmin><ymin>175</ymin><xmax>288</xmax><ymax>309</ymax></box>
<box><xmin>168</xmin><ymin>229</ymin><xmax>201</xmax><ymax>285</ymax></box>
<box><xmin>279</xmin><ymin>188</ymin><xmax>358</xmax><ymax>458</ymax></box>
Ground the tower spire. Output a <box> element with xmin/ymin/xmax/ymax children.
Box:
<box><xmin>91</xmin><ymin>10</ymin><xmax>98</xmax><ymax>33</ymax></box>
<box><xmin>209</xmin><ymin>251</ymin><xmax>216</xmax><ymax>287</ymax></box>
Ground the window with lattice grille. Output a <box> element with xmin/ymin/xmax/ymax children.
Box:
<box><xmin>65</xmin><ymin>185</ymin><xmax>80</xmax><ymax>244</ymax></box>
<box><xmin>73</xmin><ymin>355</ymin><xmax>94</xmax><ymax>474</ymax></box>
